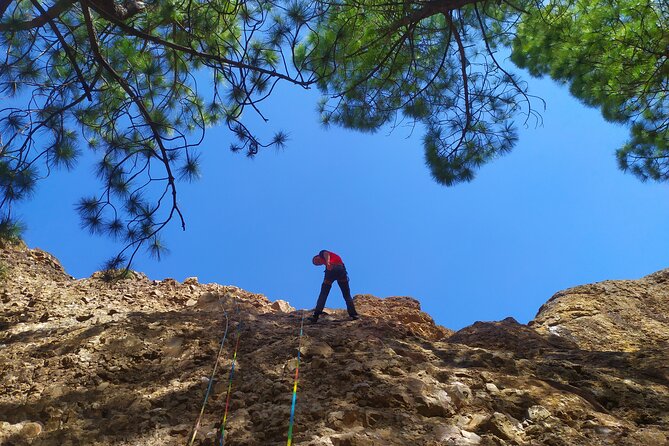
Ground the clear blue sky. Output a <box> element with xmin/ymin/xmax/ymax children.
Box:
<box><xmin>16</xmin><ymin>75</ymin><xmax>669</xmax><ymax>331</ymax></box>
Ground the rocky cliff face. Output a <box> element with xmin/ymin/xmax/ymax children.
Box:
<box><xmin>531</xmin><ymin>270</ymin><xmax>669</xmax><ymax>352</ymax></box>
<box><xmin>1</xmin><ymin>243</ymin><xmax>668</xmax><ymax>446</ymax></box>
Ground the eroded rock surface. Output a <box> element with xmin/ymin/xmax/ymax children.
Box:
<box><xmin>1</xmin><ymin>243</ymin><xmax>667</xmax><ymax>445</ymax></box>
<box><xmin>531</xmin><ymin>269</ymin><xmax>669</xmax><ymax>352</ymax></box>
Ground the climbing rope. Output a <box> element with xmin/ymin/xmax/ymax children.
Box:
<box><xmin>286</xmin><ymin>312</ymin><xmax>306</xmax><ymax>446</ymax></box>
<box><xmin>187</xmin><ymin>302</ymin><xmax>307</xmax><ymax>446</ymax></box>
<box><xmin>218</xmin><ymin>302</ymin><xmax>243</xmax><ymax>446</ymax></box>
<box><xmin>187</xmin><ymin>304</ymin><xmax>230</xmax><ymax>446</ymax></box>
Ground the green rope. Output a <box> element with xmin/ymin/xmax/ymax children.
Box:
<box><xmin>218</xmin><ymin>304</ymin><xmax>243</xmax><ymax>446</ymax></box>
<box><xmin>187</xmin><ymin>308</ymin><xmax>229</xmax><ymax>446</ymax></box>
<box><xmin>286</xmin><ymin>312</ymin><xmax>305</xmax><ymax>446</ymax></box>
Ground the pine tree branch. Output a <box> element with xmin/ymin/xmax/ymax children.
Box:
<box><xmin>447</xmin><ymin>12</ymin><xmax>471</xmax><ymax>155</ymax></box>
<box><xmin>356</xmin><ymin>0</ymin><xmax>483</xmax><ymax>59</ymax></box>
<box><xmin>85</xmin><ymin>2</ymin><xmax>313</xmax><ymax>88</ymax></box>
<box><xmin>89</xmin><ymin>0</ymin><xmax>145</xmax><ymax>21</ymax></box>
<box><xmin>394</xmin><ymin>0</ymin><xmax>486</xmax><ymax>26</ymax></box>
<box><xmin>0</xmin><ymin>0</ymin><xmax>77</xmax><ymax>31</ymax></box>
<box><xmin>501</xmin><ymin>0</ymin><xmax>529</xmax><ymax>14</ymax></box>
<box><xmin>335</xmin><ymin>30</ymin><xmax>410</xmax><ymax>98</ymax></box>
<box><xmin>399</xmin><ymin>25</ymin><xmax>453</xmax><ymax>111</ymax></box>
<box><xmin>0</xmin><ymin>0</ymin><xmax>13</xmax><ymax>18</ymax></box>
<box><xmin>80</xmin><ymin>0</ymin><xmax>186</xmax><ymax>236</ymax></box>
<box><xmin>474</xmin><ymin>4</ymin><xmax>544</xmax><ymax>124</ymax></box>
<box><xmin>28</xmin><ymin>0</ymin><xmax>93</xmax><ymax>101</ymax></box>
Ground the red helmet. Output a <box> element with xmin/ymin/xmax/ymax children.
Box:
<box><xmin>312</xmin><ymin>255</ymin><xmax>324</xmax><ymax>266</ymax></box>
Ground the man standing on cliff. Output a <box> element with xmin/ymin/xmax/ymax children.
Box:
<box><xmin>309</xmin><ymin>250</ymin><xmax>359</xmax><ymax>323</ymax></box>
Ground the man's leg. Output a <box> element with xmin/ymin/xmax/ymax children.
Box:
<box><xmin>337</xmin><ymin>278</ymin><xmax>358</xmax><ymax>318</ymax></box>
<box><xmin>313</xmin><ymin>280</ymin><xmax>333</xmax><ymax>318</ymax></box>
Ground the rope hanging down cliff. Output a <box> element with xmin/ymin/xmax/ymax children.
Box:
<box><xmin>187</xmin><ymin>304</ymin><xmax>230</xmax><ymax>446</ymax></box>
<box><xmin>286</xmin><ymin>312</ymin><xmax>306</xmax><ymax>446</ymax></box>
<box><xmin>218</xmin><ymin>303</ymin><xmax>243</xmax><ymax>446</ymax></box>
<box><xmin>187</xmin><ymin>303</ymin><xmax>305</xmax><ymax>445</ymax></box>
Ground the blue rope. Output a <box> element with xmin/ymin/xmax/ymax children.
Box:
<box><xmin>187</xmin><ymin>302</ymin><xmax>230</xmax><ymax>446</ymax></box>
<box><xmin>219</xmin><ymin>299</ymin><xmax>243</xmax><ymax>446</ymax></box>
<box><xmin>286</xmin><ymin>312</ymin><xmax>305</xmax><ymax>446</ymax></box>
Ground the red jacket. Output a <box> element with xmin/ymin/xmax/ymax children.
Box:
<box><xmin>319</xmin><ymin>250</ymin><xmax>344</xmax><ymax>269</ymax></box>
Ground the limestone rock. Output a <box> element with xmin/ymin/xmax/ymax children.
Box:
<box><xmin>354</xmin><ymin>294</ymin><xmax>453</xmax><ymax>340</ymax></box>
<box><xmin>302</xmin><ymin>339</ymin><xmax>334</xmax><ymax>358</ymax></box>
<box><xmin>484</xmin><ymin>412</ymin><xmax>527</xmax><ymax>444</ymax></box>
<box><xmin>531</xmin><ymin>270</ymin><xmax>669</xmax><ymax>351</ymax></box>
<box><xmin>434</xmin><ymin>425</ymin><xmax>482</xmax><ymax>445</ymax></box>
<box><xmin>271</xmin><ymin>299</ymin><xmax>295</xmax><ymax>313</ymax></box>
<box><xmin>527</xmin><ymin>405</ymin><xmax>551</xmax><ymax>422</ymax></box>
<box><xmin>1</xmin><ymin>243</ymin><xmax>668</xmax><ymax>446</ymax></box>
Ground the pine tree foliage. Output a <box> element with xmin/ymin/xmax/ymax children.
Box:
<box><xmin>301</xmin><ymin>0</ymin><xmax>541</xmax><ymax>185</ymax></box>
<box><xmin>0</xmin><ymin>0</ymin><xmax>317</xmax><ymax>267</ymax></box>
<box><xmin>511</xmin><ymin>0</ymin><xmax>669</xmax><ymax>181</ymax></box>
<box><xmin>304</xmin><ymin>0</ymin><xmax>667</xmax><ymax>184</ymax></box>
<box><xmin>0</xmin><ymin>0</ymin><xmax>667</xmax><ymax>267</ymax></box>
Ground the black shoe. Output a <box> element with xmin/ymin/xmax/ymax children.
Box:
<box><xmin>307</xmin><ymin>315</ymin><xmax>319</xmax><ymax>324</ymax></box>
<box><xmin>349</xmin><ymin>314</ymin><xmax>360</xmax><ymax>320</ymax></box>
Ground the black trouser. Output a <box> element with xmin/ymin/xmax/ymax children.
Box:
<box><xmin>314</xmin><ymin>265</ymin><xmax>358</xmax><ymax>317</ymax></box>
